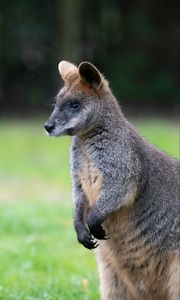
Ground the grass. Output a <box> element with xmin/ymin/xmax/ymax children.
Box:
<box><xmin>0</xmin><ymin>117</ymin><xmax>179</xmax><ymax>299</ymax></box>
<box><xmin>0</xmin><ymin>201</ymin><xmax>98</xmax><ymax>300</ymax></box>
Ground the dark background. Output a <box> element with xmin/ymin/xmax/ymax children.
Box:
<box><xmin>0</xmin><ymin>0</ymin><xmax>179</xmax><ymax>117</ymax></box>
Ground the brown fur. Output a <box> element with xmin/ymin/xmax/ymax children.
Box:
<box><xmin>95</xmin><ymin>207</ymin><xmax>178</xmax><ymax>300</ymax></box>
<box><xmin>58</xmin><ymin>61</ymin><xmax>79</xmax><ymax>84</ymax></box>
<box><xmin>96</xmin><ymin>246</ymin><xmax>134</xmax><ymax>300</ymax></box>
<box><xmin>167</xmin><ymin>252</ymin><xmax>180</xmax><ymax>300</ymax></box>
<box><xmin>79</xmin><ymin>160</ymin><xmax>103</xmax><ymax>208</ymax></box>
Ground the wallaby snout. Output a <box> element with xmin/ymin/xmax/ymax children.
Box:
<box><xmin>44</xmin><ymin>122</ymin><xmax>55</xmax><ymax>134</ymax></box>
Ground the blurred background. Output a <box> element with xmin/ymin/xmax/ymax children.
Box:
<box><xmin>0</xmin><ymin>1</ymin><xmax>179</xmax><ymax>299</ymax></box>
<box><xmin>0</xmin><ymin>0</ymin><xmax>180</xmax><ymax>116</ymax></box>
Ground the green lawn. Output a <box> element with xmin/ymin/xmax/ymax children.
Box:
<box><xmin>0</xmin><ymin>118</ymin><xmax>179</xmax><ymax>300</ymax></box>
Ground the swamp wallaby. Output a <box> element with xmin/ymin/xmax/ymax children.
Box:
<box><xmin>44</xmin><ymin>61</ymin><xmax>180</xmax><ymax>300</ymax></box>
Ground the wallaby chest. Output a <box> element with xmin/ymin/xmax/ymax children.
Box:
<box><xmin>72</xmin><ymin>138</ymin><xmax>103</xmax><ymax>207</ymax></box>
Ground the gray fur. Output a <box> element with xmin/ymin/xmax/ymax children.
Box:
<box><xmin>45</xmin><ymin>61</ymin><xmax>180</xmax><ymax>299</ymax></box>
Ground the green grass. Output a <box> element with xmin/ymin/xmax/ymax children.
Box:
<box><xmin>0</xmin><ymin>201</ymin><xmax>98</xmax><ymax>300</ymax></box>
<box><xmin>0</xmin><ymin>118</ymin><xmax>179</xmax><ymax>299</ymax></box>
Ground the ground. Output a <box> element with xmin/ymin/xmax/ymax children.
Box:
<box><xmin>0</xmin><ymin>118</ymin><xmax>179</xmax><ymax>300</ymax></box>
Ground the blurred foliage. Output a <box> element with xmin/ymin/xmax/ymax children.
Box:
<box><xmin>0</xmin><ymin>0</ymin><xmax>179</xmax><ymax>115</ymax></box>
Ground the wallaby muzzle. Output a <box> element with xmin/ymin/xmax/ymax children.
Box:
<box><xmin>44</xmin><ymin>122</ymin><xmax>55</xmax><ymax>134</ymax></box>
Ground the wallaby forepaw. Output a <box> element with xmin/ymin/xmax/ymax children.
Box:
<box><xmin>92</xmin><ymin>224</ymin><xmax>107</xmax><ymax>240</ymax></box>
<box><xmin>87</xmin><ymin>217</ymin><xmax>107</xmax><ymax>240</ymax></box>
<box><xmin>78</xmin><ymin>230</ymin><xmax>98</xmax><ymax>250</ymax></box>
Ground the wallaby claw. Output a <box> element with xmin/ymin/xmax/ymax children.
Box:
<box><xmin>78</xmin><ymin>230</ymin><xmax>99</xmax><ymax>250</ymax></box>
<box><xmin>93</xmin><ymin>242</ymin><xmax>99</xmax><ymax>249</ymax></box>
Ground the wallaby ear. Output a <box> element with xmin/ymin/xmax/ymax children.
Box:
<box><xmin>58</xmin><ymin>60</ymin><xmax>78</xmax><ymax>82</ymax></box>
<box><xmin>78</xmin><ymin>62</ymin><xmax>102</xmax><ymax>88</ymax></box>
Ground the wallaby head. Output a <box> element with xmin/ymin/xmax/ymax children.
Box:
<box><xmin>44</xmin><ymin>61</ymin><xmax>110</xmax><ymax>137</ymax></box>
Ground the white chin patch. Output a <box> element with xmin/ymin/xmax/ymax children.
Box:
<box><xmin>44</xmin><ymin>130</ymin><xmax>50</xmax><ymax>136</ymax></box>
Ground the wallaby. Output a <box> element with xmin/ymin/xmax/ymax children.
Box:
<box><xmin>44</xmin><ymin>61</ymin><xmax>180</xmax><ymax>300</ymax></box>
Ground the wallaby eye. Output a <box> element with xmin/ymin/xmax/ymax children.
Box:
<box><xmin>69</xmin><ymin>100</ymin><xmax>81</xmax><ymax>110</ymax></box>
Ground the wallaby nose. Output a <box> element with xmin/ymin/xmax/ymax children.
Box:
<box><xmin>44</xmin><ymin>122</ymin><xmax>55</xmax><ymax>133</ymax></box>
